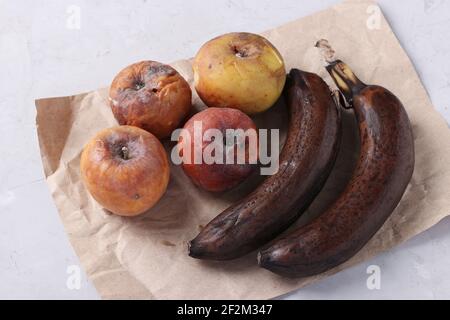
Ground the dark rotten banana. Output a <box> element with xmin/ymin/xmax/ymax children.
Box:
<box><xmin>188</xmin><ymin>69</ymin><xmax>341</xmax><ymax>260</ymax></box>
<box><xmin>258</xmin><ymin>60</ymin><xmax>415</xmax><ymax>277</ymax></box>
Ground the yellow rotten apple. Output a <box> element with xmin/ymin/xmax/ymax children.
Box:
<box><xmin>193</xmin><ymin>32</ymin><xmax>286</xmax><ymax>115</ymax></box>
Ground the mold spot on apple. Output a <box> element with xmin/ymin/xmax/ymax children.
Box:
<box><xmin>134</xmin><ymin>80</ymin><xmax>145</xmax><ymax>90</ymax></box>
<box><xmin>121</xmin><ymin>146</ymin><xmax>129</xmax><ymax>160</ymax></box>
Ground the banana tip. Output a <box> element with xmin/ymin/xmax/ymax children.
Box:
<box><xmin>187</xmin><ymin>240</ymin><xmax>198</xmax><ymax>258</ymax></box>
<box><xmin>256</xmin><ymin>252</ymin><xmax>262</xmax><ymax>265</ymax></box>
<box><xmin>187</xmin><ymin>240</ymin><xmax>192</xmax><ymax>253</ymax></box>
<box><xmin>187</xmin><ymin>239</ymin><xmax>207</xmax><ymax>259</ymax></box>
<box><xmin>257</xmin><ymin>251</ymin><xmax>270</xmax><ymax>268</ymax></box>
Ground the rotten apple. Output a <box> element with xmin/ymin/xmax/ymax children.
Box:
<box><xmin>193</xmin><ymin>32</ymin><xmax>286</xmax><ymax>115</ymax></box>
<box><xmin>80</xmin><ymin>125</ymin><xmax>170</xmax><ymax>216</ymax></box>
<box><xmin>177</xmin><ymin>107</ymin><xmax>258</xmax><ymax>192</ymax></box>
<box><xmin>109</xmin><ymin>60</ymin><xmax>192</xmax><ymax>139</ymax></box>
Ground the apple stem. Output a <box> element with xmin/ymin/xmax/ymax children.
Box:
<box><xmin>121</xmin><ymin>146</ymin><xmax>129</xmax><ymax>160</ymax></box>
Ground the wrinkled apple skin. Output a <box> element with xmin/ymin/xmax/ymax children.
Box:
<box><xmin>80</xmin><ymin>126</ymin><xmax>170</xmax><ymax>216</ymax></box>
<box><xmin>109</xmin><ymin>61</ymin><xmax>192</xmax><ymax>139</ymax></box>
<box><xmin>178</xmin><ymin>108</ymin><xmax>258</xmax><ymax>192</ymax></box>
<box><xmin>193</xmin><ymin>32</ymin><xmax>286</xmax><ymax>115</ymax></box>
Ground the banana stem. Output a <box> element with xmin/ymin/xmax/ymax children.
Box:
<box><xmin>326</xmin><ymin>60</ymin><xmax>366</xmax><ymax>104</ymax></box>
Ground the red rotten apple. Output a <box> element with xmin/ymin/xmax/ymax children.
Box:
<box><xmin>177</xmin><ymin>107</ymin><xmax>258</xmax><ymax>192</ymax></box>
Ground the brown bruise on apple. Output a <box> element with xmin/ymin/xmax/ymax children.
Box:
<box><xmin>109</xmin><ymin>61</ymin><xmax>192</xmax><ymax>139</ymax></box>
<box><xmin>80</xmin><ymin>126</ymin><xmax>170</xmax><ymax>216</ymax></box>
<box><xmin>229</xmin><ymin>33</ymin><xmax>264</xmax><ymax>58</ymax></box>
<box><xmin>193</xmin><ymin>32</ymin><xmax>286</xmax><ymax>115</ymax></box>
<box><xmin>178</xmin><ymin>108</ymin><xmax>258</xmax><ymax>192</ymax></box>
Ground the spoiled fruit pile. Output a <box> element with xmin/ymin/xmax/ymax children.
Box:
<box><xmin>79</xmin><ymin>33</ymin><xmax>414</xmax><ymax>278</ymax></box>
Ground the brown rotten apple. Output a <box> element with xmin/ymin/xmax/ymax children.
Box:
<box><xmin>109</xmin><ymin>61</ymin><xmax>192</xmax><ymax>139</ymax></box>
<box><xmin>178</xmin><ymin>107</ymin><xmax>258</xmax><ymax>192</ymax></box>
<box><xmin>80</xmin><ymin>126</ymin><xmax>170</xmax><ymax>216</ymax></box>
<box><xmin>193</xmin><ymin>32</ymin><xmax>286</xmax><ymax>115</ymax></box>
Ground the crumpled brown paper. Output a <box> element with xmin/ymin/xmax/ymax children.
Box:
<box><xmin>35</xmin><ymin>0</ymin><xmax>450</xmax><ymax>299</ymax></box>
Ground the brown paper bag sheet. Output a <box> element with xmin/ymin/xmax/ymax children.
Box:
<box><xmin>35</xmin><ymin>0</ymin><xmax>450</xmax><ymax>299</ymax></box>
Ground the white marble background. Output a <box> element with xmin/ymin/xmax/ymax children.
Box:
<box><xmin>0</xmin><ymin>0</ymin><xmax>449</xmax><ymax>299</ymax></box>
